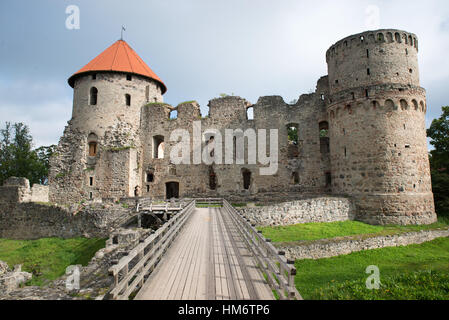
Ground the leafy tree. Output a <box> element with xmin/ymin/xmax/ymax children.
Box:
<box><xmin>427</xmin><ymin>106</ymin><xmax>449</xmax><ymax>217</ymax></box>
<box><xmin>0</xmin><ymin>122</ymin><xmax>56</xmax><ymax>186</ymax></box>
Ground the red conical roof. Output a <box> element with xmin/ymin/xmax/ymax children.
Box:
<box><xmin>68</xmin><ymin>40</ymin><xmax>166</xmax><ymax>93</ymax></box>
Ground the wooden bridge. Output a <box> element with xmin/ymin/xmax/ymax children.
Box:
<box><xmin>108</xmin><ymin>198</ymin><xmax>302</xmax><ymax>300</ymax></box>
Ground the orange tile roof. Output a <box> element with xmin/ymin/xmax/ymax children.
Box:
<box><xmin>68</xmin><ymin>40</ymin><xmax>166</xmax><ymax>94</ymax></box>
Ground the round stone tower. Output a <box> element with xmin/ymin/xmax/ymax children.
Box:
<box><xmin>68</xmin><ymin>40</ymin><xmax>166</xmax><ymax>137</ymax></box>
<box><xmin>325</xmin><ymin>29</ymin><xmax>436</xmax><ymax>225</ymax></box>
<box><xmin>50</xmin><ymin>40</ymin><xmax>166</xmax><ymax>204</ymax></box>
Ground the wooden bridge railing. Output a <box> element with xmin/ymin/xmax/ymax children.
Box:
<box><xmin>222</xmin><ymin>199</ymin><xmax>302</xmax><ymax>300</ymax></box>
<box><xmin>108</xmin><ymin>199</ymin><xmax>196</xmax><ymax>300</ymax></box>
<box><xmin>136</xmin><ymin>198</ymin><xmax>187</xmax><ymax>212</ymax></box>
<box><xmin>194</xmin><ymin>198</ymin><xmax>223</xmax><ymax>206</ymax></box>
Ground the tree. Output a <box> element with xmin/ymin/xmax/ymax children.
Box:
<box><xmin>427</xmin><ymin>106</ymin><xmax>449</xmax><ymax>217</ymax></box>
<box><xmin>0</xmin><ymin>122</ymin><xmax>56</xmax><ymax>186</ymax></box>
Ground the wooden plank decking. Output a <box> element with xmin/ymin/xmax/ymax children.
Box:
<box><xmin>135</xmin><ymin>207</ymin><xmax>274</xmax><ymax>300</ymax></box>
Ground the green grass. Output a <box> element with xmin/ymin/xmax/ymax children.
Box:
<box><xmin>232</xmin><ymin>203</ymin><xmax>247</xmax><ymax>207</ymax></box>
<box><xmin>295</xmin><ymin>237</ymin><xmax>449</xmax><ymax>300</ymax></box>
<box><xmin>259</xmin><ymin>219</ymin><xmax>449</xmax><ymax>243</ymax></box>
<box><xmin>0</xmin><ymin>238</ymin><xmax>106</xmax><ymax>286</ymax></box>
<box><xmin>196</xmin><ymin>204</ymin><xmax>223</xmax><ymax>208</ymax></box>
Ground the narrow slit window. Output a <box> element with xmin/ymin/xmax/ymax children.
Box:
<box><xmin>89</xmin><ymin>177</ymin><xmax>93</xmax><ymax>186</ymax></box>
<box><xmin>125</xmin><ymin>94</ymin><xmax>131</xmax><ymax>106</ymax></box>
<box><xmin>242</xmin><ymin>169</ymin><xmax>251</xmax><ymax>190</ymax></box>
<box><xmin>325</xmin><ymin>172</ymin><xmax>332</xmax><ymax>187</ymax></box>
<box><xmin>90</xmin><ymin>87</ymin><xmax>98</xmax><ymax>105</ymax></box>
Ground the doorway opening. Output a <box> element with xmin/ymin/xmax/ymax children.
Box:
<box><xmin>166</xmin><ymin>182</ymin><xmax>179</xmax><ymax>199</ymax></box>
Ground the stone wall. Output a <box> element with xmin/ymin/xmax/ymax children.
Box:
<box><xmin>0</xmin><ymin>201</ymin><xmax>135</xmax><ymax>240</ymax></box>
<box><xmin>326</xmin><ymin>29</ymin><xmax>435</xmax><ymax>225</ymax></box>
<box><xmin>238</xmin><ymin>196</ymin><xmax>356</xmax><ymax>226</ymax></box>
<box><xmin>0</xmin><ymin>177</ymin><xmax>48</xmax><ymax>208</ymax></box>
<box><xmin>47</xmin><ymin>28</ymin><xmax>435</xmax><ymax>226</ymax></box>
<box><xmin>278</xmin><ymin>229</ymin><xmax>449</xmax><ymax>260</ymax></box>
<box><xmin>30</xmin><ymin>185</ymin><xmax>49</xmax><ymax>203</ymax></box>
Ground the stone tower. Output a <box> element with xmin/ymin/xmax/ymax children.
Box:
<box><xmin>49</xmin><ymin>40</ymin><xmax>166</xmax><ymax>204</ymax></box>
<box><xmin>326</xmin><ymin>29</ymin><xmax>436</xmax><ymax>225</ymax></box>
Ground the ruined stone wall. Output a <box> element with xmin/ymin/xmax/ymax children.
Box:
<box><xmin>238</xmin><ymin>196</ymin><xmax>355</xmax><ymax>226</ymax></box>
<box><xmin>47</xmin><ymin>28</ymin><xmax>435</xmax><ymax>226</ymax></box>
<box><xmin>326</xmin><ymin>29</ymin><xmax>436</xmax><ymax>225</ymax></box>
<box><xmin>0</xmin><ymin>202</ymin><xmax>134</xmax><ymax>240</ymax></box>
<box><xmin>279</xmin><ymin>229</ymin><xmax>449</xmax><ymax>260</ymax></box>
<box><xmin>0</xmin><ymin>178</ymin><xmax>48</xmax><ymax>210</ymax></box>
<box><xmin>138</xmin><ymin>89</ymin><xmax>330</xmax><ymax>200</ymax></box>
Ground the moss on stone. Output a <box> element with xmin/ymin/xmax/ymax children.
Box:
<box><xmin>144</xmin><ymin>102</ymin><xmax>171</xmax><ymax>108</ymax></box>
<box><xmin>177</xmin><ymin>100</ymin><xmax>197</xmax><ymax>107</ymax></box>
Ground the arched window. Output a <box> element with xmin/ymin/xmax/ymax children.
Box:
<box><xmin>287</xmin><ymin>124</ymin><xmax>299</xmax><ymax>159</ymax></box>
<box><xmin>246</xmin><ymin>107</ymin><xmax>254</xmax><ymax>120</ymax></box>
<box><xmin>87</xmin><ymin>133</ymin><xmax>98</xmax><ymax>157</ymax></box>
<box><xmin>319</xmin><ymin>121</ymin><xmax>330</xmax><ymax>154</ymax></box>
<box><xmin>412</xmin><ymin>100</ymin><xmax>419</xmax><ymax>110</ymax></box>
<box><xmin>377</xmin><ymin>33</ymin><xmax>385</xmax><ymax>42</ymax></box>
<box><xmin>287</xmin><ymin>124</ymin><xmax>299</xmax><ymax>145</ymax></box>
<box><xmin>90</xmin><ymin>87</ymin><xmax>98</xmax><ymax>105</ymax></box>
<box><xmin>125</xmin><ymin>94</ymin><xmax>131</xmax><ymax>106</ymax></box>
<box><xmin>153</xmin><ymin>135</ymin><xmax>165</xmax><ymax>159</ymax></box>
<box><xmin>403</xmin><ymin>34</ymin><xmax>408</xmax><ymax>44</ymax></box>
<box><xmin>395</xmin><ymin>33</ymin><xmax>401</xmax><ymax>43</ymax></box>
<box><xmin>400</xmin><ymin>99</ymin><xmax>409</xmax><ymax>111</ymax></box>
<box><xmin>420</xmin><ymin>101</ymin><xmax>425</xmax><ymax>112</ymax></box>
<box><xmin>89</xmin><ymin>142</ymin><xmax>97</xmax><ymax>156</ymax></box>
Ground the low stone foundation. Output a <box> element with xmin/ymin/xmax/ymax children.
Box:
<box><xmin>237</xmin><ymin>196</ymin><xmax>356</xmax><ymax>226</ymax></box>
<box><xmin>0</xmin><ymin>201</ymin><xmax>135</xmax><ymax>240</ymax></box>
<box><xmin>278</xmin><ymin>228</ymin><xmax>449</xmax><ymax>260</ymax></box>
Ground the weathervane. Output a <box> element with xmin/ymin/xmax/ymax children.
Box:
<box><xmin>121</xmin><ymin>25</ymin><xmax>126</xmax><ymax>40</ymax></box>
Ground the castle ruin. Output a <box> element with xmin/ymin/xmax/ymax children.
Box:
<box><xmin>48</xmin><ymin>29</ymin><xmax>437</xmax><ymax>225</ymax></box>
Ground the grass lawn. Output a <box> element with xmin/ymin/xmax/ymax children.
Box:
<box><xmin>259</xmin><ymin>217</ymin><xmax>449</xmax><ymax>243</ymax></box>
<box><xmin>0</xmin><ymin>237</ymin><xmax>106</xmax><ymax>286</ymax></box>
<box><xmin>295</xmin><ymin>237</ymin><xmax>449</xmax><ymax>300</ymax></box>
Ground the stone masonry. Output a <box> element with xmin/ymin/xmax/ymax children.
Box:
<box><xmin>48</xmin><ymin>29</ymin><xmax>437</xmax><ymax>225</ymax></box>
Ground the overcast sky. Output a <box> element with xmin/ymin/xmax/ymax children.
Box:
<box><xmin>0</xmin><ymin>0</ymin><xmax>448</xmax><ymax>147</ymax></box>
